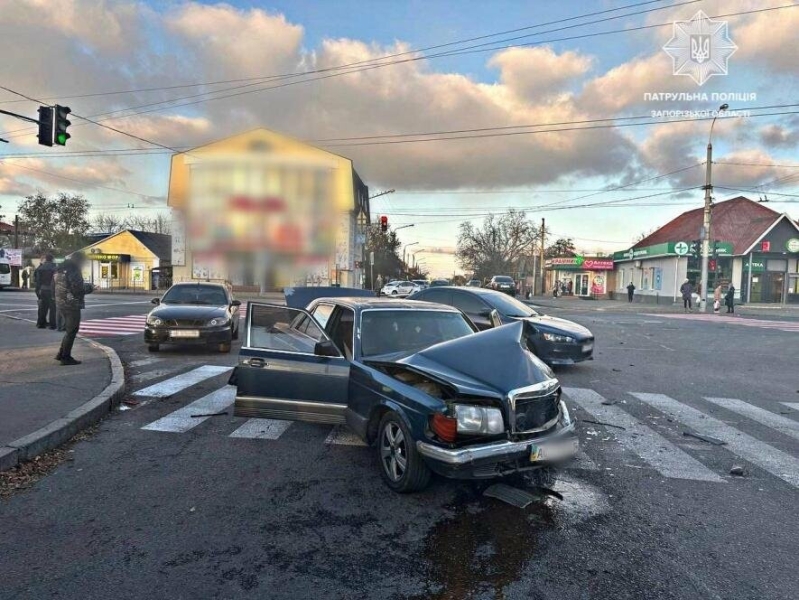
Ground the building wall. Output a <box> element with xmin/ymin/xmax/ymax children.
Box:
<box><xmin>613</xmin><ymin>256</ymin><xmax>686</xmax><ymax>304</ymax></box>
<box><xmin>81</xmin><ymin>231</ymin><xmax>161</xmax><ymax>290</ymax></box>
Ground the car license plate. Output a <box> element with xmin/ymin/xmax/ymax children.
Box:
<box><xmin>171</xmin><ymin>330</ymin><xmax>200</xmax><ymax>338</ymax></box>
<box><xmin>583</xmin><ymin>342</ymin><xmax>594</xmax><ymax>353</ymax></box>
<box><xmin>530</xmin><ymin>439</ymin><xmax>578</xmax><ymax>462</ymax></box>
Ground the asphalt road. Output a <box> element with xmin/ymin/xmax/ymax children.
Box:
<box><xmin>1</xmin><ymin>290</ymin><xmax>798</xmax><ymax>600</ymax></box>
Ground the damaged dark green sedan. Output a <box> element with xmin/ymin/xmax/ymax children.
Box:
<box><xmin>230</xmin><ymin>290</ymin><xmax>578</xmax><ymax>492</ymax></box>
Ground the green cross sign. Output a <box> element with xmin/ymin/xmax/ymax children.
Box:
<box><xmin>574</xmin><ymin>255</ymin><xmax>584</xmax><ymax>266</ymax></box>
<box><xmin>674</xmin><ymin>241</ymin><xmax>690</xmax><ymax>256</ymax></box>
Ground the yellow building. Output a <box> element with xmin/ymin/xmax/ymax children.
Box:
<box><xmin>167</xmin><ymin>128</ymin><xmax>370</xmax><ymax>291</ymax></box>
<box><xmin>79</xmin><ymin>229</ymin><xmax>172</xmax><ymax>291</ymax></box>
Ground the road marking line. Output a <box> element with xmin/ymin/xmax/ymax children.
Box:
<box><xmin>229</xmin><ymin>418</ymin><xmax>292</xmax><ymax>440</ymax></box>
<box><xmin>129</xmin><ymin>357</ymin><xmax>164</xmax><ymax>368</ymax></box>
<box><xmin>132</xmin><ymin>365</ymin><xmax>232</xmax><ymax>398</ymax></box>
<box><xmin>781</xmin><ymin>402</ymin><xmax>799</xmax><ymax>412</ymax></box>
<box><xmin>130</xmin><ymin>368</ymin><xmax>182</xmax><ymax>385</ymax></box>
<box><xmin>564</xmin><ymin>388</ymin><xmax>723</xmax><ymax>482</ymax></box>
<box><xmin>704</xmin><ymin>397</ymin><xmax>799</xmax><ymax>442</ymax></box>
<box><xmin>142</xmin><ymin>386</ymin><xmax>236</xmax><ymax>433</ymax></box>
<box><xmin>325</xmin><ymin>426</ymin><xmax>367</xmax><ymax>446</ymax></box>
<box><xmin>632</xmin><ymin>393</ymin><xmax>799</xmax><ymax>489</ymax></box>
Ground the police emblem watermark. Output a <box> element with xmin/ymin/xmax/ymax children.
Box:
<box><xmin>663</xmin><ymin>10</ymin><xmax>738</xmax><ymax>86</ymax></box>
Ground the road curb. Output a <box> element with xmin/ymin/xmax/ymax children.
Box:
<box><xmin>0</xmin><ymin>326</ymin><xmax>126</xmax><ymax>472</ymax></box>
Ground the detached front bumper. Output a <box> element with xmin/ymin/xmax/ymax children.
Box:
<box><xmin>416</xmin><ymin>405</ymin><xmax>578</xmax><ymax>479</ymax></box>
<box><xmin>541</xmin><ymin>338</ymin><xmax>594</xmax><ymax>365</ymax></box>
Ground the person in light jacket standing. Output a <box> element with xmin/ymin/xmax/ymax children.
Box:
<box><xmin>54</xmin><ymin>252</ymin><xmax>93</xmax><ymax>366</ymax></box>
<box><xmin>725</xmin><ymin>285</ymin><xmax>735</xmax><ymax>314</ymax></box>
<box><xmin>713</xmin><ymin>284</ymin><xmax>723</xmax><ymax>314</ymax></box>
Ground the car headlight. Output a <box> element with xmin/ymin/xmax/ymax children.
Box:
<box><xmin>453</xmin><ymin>404</ymin><xmax>504</xmax><ymax>435</ymax></box>
<box><xmin>542</xmin><ymin>332</ymin><xmax>575</xmax><ymax>343</ymax></box>
<box><xmin>146</xmin><ymin>316</ymin><xmax>163</xmax><ymax>326</ymax></box>
<box><xmin>208</xmin><ymin>317</ymin><xmax>230</xmax><ymax>327</ymax></box>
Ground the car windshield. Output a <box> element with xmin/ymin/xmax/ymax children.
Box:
<box><xmin>360</xmin><ymin>310</ymin><xmax>474</xmax><ymax>357</ymax></box>
<box><xmin>493</xmin><ymin>276</ymin><xmax>513</xmax><ymax>283</ymax></box>
<box><xmin>484</xmin><ymin>293</ymin><xmax>539</xmax><ymax>318</ymax></box>
<box><xmin>161</xmin><ymin>285</ymin><xmax>228</xmax><ymax>306</ymax></box>
<box><xmin>0</xmin><ymin>263</ymin><xmax>10</xmax><ymax>274</ymax></box>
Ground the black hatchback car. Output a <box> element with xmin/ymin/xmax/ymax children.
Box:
<box><xmin>145</xmin><ymin>282</ymin><xmax>241</xmax><ymax>353</ymax></box>
<box><xmin>409</xmin><ymin>287</ymin><xmax>594</xmax><ymax>365</ymax></box>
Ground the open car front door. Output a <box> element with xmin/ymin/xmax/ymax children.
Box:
<box><xmin>233</xmin><ymin>302</ymin><xmax>350</xmax><ymax>424</ymax></box>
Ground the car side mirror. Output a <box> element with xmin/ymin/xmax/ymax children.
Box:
<box><xmin>478</xmin><ymin>309</ymin><xmax>492</xmax><ymax>317</ymax></box>
<box><xmin>231</xmin><ymin>299</ymin><xmax>242</xmax><ymax>307</ymax></box>
<box><xmin>314</xmin><ymin>339</ymin><xmax>341</xmax><ymax>358</ymax></box>
<box><xmin>489</xmin><ymin>309</ymin><xmax>502</xmax><ymax>328</ymax></box>
<box><xmin>151</xmin><ymin>297</ymin><xmax>160</xmax><ymax>305</ymax></box>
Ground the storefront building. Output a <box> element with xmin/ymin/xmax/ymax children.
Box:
<box><xmin>79</xmin><ymin>229</ymin><xmax>172</xmax><ymax>291</ymax></box>
<box><xmin>167</xmin><ymin>128</ymin><xmax>370</xmax><ymax>291</ymax></box>
<box><xmin>545</xmin><ymin>256</ymin><xmax>615</xmax><ymax>298</ymax></box>
<box><xmin>613</xmin><ymin>197</ymin><xmax>799</xmax><ymax>304</ymax></box>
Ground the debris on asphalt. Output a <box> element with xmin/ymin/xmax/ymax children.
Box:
<box><xmin>611</xmin><ymin>368</ymin><xmax>622</xmax><ymax>372</ymax></box>
<box><xmin>581</xmin><ymin>419</ymin><xmax>626</xmax><ymax>430</ymax></box>
<box><xmin>122</xmin><ymin>399</ymin><xmax>139</xmax><ymax>407</ymax></box>
<box><xmin>601</xmin><ymin>399</ymin><xmax>618</xmax><ymax>406</ymax></box>
<box><xmin>730</xmin><ymin>465</ymin><xmax>747</xmax><ymax>477</ymax></box>
<box><xmin>683</xmin><ymin>431</ymin><xmax>727</xmax><ymax>446</ymax></box>
<box><xmin>536</xmin><ymin>487</ymin><xmax>564</xmax><ymax>501</ymax></box>
<box><xmin>483</xmin><ymin>483</ymin><xmax>537</xmax><ymax>508</ymax></box>
<box><xmin>190</xmin><ymin>411</ymin><xmax>228</xmax><ymax>418</ymax></box>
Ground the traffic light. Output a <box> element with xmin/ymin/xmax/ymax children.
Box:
<box><xmin>37</xmin><ymin>106</ymin><xmax>54</xmax><ymax>147</ymax></box>
<box><xmin>54</xmin><ymin>105</ymin><xmax>71</xmax><ymax>146</ymax></box>
<box><xmin>709</xmin><ymin>259</ymin><xmax>717</xmax><ymax>272</ymax></box>
<box><xmin>380</xmin><ymin>215</ymin><xmax>388</xmax><ymax>232</ymax></box>
<box><xmin>712</xmin><ymin>241</ymin><xmax>722</xmax><ymax>257</ymax></box>
<box><xmin>691</xmin><ymin>239</ymin><xmax>702</xmax><ymax>259</ymax></box>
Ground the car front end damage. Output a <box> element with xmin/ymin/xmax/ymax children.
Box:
<box><xmin>144</xmin><ymin>316</ymin><xmax>233</xmax><ymax>346</ymax></box>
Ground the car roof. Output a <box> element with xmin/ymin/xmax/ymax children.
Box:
<box><xmin>418</xmin><ymin>286</ymin><xmax>505</xmax><ymax>297</ymax></box>
<box><xmin>170</xmin><ymin>282</ymin><xmax>227</xmax><ymax>290</ymax></box>
<box><xmin>310</xmin><ymin>296</ymin><xmax>460</xmax><ymax>312</ymax></box>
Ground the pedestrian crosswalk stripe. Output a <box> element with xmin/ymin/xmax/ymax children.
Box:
<box><xmin>132</xmin><ymin>365</ymin><xmax>232</xmax><ymax>398</ymax></box>
<box><xmin>229</xmin><ymin>418</ymin><xmax>292</xmax><ymax>440</ymax></box>
<box><xmin>142</xmin><ymin>387</ymin><xmax>236</xmax><ymax>433</ymax></box>
<box><xmin>128</xmin><ymin>357</ymin><xmax>164</xmax><ymax>368</ymax></box>
<box><xmin>704</xmin><ymin>397</ymin><xmax>799</xmax><ymax>442</ymax></box>
<box><xmin>632</xmin><ymin>393</ymin><xmax>799</xmax><ymax>489</ymax></box>
<box><xmin>130</xmin><ymin>368</ymin><xmax>182</xmax><ymax>385</ymax></box>
<box><xmin>325</xmin><ymin>426</ymin><xmax>367</xmax><ymax>446</ymax></box>
<box><xmin>780</xmin><ymin>402</ymin><xmax>799</xmax><ymax>412</ymax></box>
<box><xmin>564</xmin><ymin>388</ymin><xmax>724</xmax><ymax>482</ymax></box>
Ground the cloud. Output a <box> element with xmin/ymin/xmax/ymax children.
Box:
<box><xmin>488</xmin><ymin>46</ymin><xmax>593</xmax><ymax>102</ymax></box>
<box><xmin>759</xmin><ymin>121</ymin><xmax>799</xmax><ymax>147</ymax></box>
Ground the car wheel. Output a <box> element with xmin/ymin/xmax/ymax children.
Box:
<box><xmin>218</xmin><ymin>342</ymin><xmax>231</xmax><ymax>353</ymax></box>
<box><xmin>147</xmin><ymin>344</ymin><xmax>159</xmax><ymax>352</ymax></box>
<box><xmin>391</xmin><ymin>290</ymin><xmax>398</xmax><ymax>295</ymax></box>
<box><xmin>377</xmin><ymin>412</ymin><xmax>431</xmax><ymax>493</ymax></box>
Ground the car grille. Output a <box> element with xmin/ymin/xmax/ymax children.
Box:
<box><xmin>511</xmin><ymin>389</ymin><xmax>560</xmax><ymax>433</ymax></box>
<box><xmin>169</xmin><ymin>319</ymin><xmax>205</xmax><ymax>327</ymax></box>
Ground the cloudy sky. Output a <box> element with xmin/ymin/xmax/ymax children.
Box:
<box><xmin>1</xmin><ymin>0</ymin><xmax>798</xmax><ymax>276</ymax></box>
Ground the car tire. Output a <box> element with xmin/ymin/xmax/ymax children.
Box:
<box><xmin>218</xmin><ymin>342</ymin><xmax>231</xmax><ymax>353</ymax></box>
<box><xmin>391</xmin><ymin>290</ymin><xmax>397</xmax><ymax>296</ymax></box>
<box><xmin>147</xmin><ymin>344</ymin><xmax>159</xmax><ymax>352</ymax></box>
<box><xmin>377</xmin><ymin>411</ymin><xmax>431</xmax><ymax>493</ymax></box>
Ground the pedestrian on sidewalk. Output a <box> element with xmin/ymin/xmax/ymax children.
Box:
<box><xmin>680</xmin><ymin>279</ymin><xmax>694</xmax><ymax>312</ymax></box>
<box><xmin>713</xmin><ymin>284</ymin><xmax>722</xmax><ymax>314</ymax></box>
<box><xmin>33</xmin><ymin>254</ymin><xmax>57</xmax><ymax>329</ymax></box>
<box><xmin>54</xmin><ymin>252</ymin><xmax>94</xmax><ymax>366</ymax></box>
<box><xmin>567</xmin><ymin>280</ymin><xmax>573</xmax><ymax>296</ymax></box>
<box><xmin>552</xmin><ymin>280</ymin><xmax>559</xmax><ymax>298</ymax></box>
<box><xmin>21</xmin><ymin>268</ymin><xmax>29</xmax><ymax>289</ymax></box>
<box><xmin>725</xmin><ymin>284</ymin><xmax>735</xmax><ymax>314</ymax></box>
<box><xmin>626</xmin><ymin>282</ymin><xmax>636</xmax><ymax>303</ymax></box>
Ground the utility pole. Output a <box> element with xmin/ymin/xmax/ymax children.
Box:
<box><xmin>699</xmin><ymin>103</ymin><xmax>728</xmax><ymax>312</ymax></box>
<box><xmin>539</xmin><ymin>218</ymin><xmax>546</xmax><ymax>296</ymax></box>
<box><xmin>13</xmin><ymin>215</ymin><xmax>20</xmax><ymax>288</ymax></box>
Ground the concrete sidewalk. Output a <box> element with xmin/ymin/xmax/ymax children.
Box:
<box><xmin>0</xmin><ymin>316</ymin><xmax>125</xmax><ymax>470</ymax></box>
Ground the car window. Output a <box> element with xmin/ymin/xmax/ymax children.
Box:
<box><xmin>249</xmin><ymin>304</ymin><xmax>329</xmax><ymax>354</ymax></box>
<box><xmin>328</xmin><ymin>307</ymin><xmax>355</xmax><ymax>360</ymax></box>
<box><xmin>484</xmin><ymin>292</ymin><xmax>539</xmax><ymax>317</ymax></box>
<box><xmin>0</xmin><ymin>263</ymin><xmax>10</xmax><ymax>274</ymax></box>
<box><xmin>163</xmin><ymin>285</ymin><xmax>228</xmax><ymax>305</ymax></box>
<box><xmin>360</xmin><ymin>310</ymin><xmax>474</xmax><ymax>357</ymax></box>
<box><xmin>450</xmin><ymin>291</ymin><xmax>488</xmax><ymax>315</ymax></box>
<box><xmin>493</xmin><ymin>276</ymin><xmax>513</xmax><ymax>283</ymax></box>
<box><xmin>312</xmin><ymin>304</ymin><xmax>335</xmax><ymax>329</ymax></box>
<box><xmin>417</xmin><ymin>289</ymin><xmax>452</xmax><ymax>304</ymax></box>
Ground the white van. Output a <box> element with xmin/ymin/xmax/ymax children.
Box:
<box><xmin>0</xmin><ymin>256</ymin><xmax>11</xmax><ymax>289</ymax></box>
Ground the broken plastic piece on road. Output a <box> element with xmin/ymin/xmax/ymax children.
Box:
<box><xmin>581</xmin><ymin>419</ymin><xmax>626</xmax><ymax>430</ymax></box>
<box><xmin>730</xmin><ymin>465</ymin><xmax>747</xmax><ymax>476</ymax></box>
<box><xmin>483</xmin><ymin>483</ymin><xmax>539</xmax><ymax>508</ymax></box>
<box><xmin>190</xmin><ymin>411</ymin><xmax>228</xmax><ymax>418</ymax></box>
<box><xmin>683</xmin><ymin>431</ymin><xmax>727</xmax><ymax>446</ymax></box>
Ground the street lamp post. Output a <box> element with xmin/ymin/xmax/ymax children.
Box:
<box><xmin>357</xmin><ymin>209</ymin><xmax>368</xmax><ymax>289</ymax></box>
<box><xmin>403</xmin><ymin>242</ymin><xmax>419</xmax><ymax>272</ymax></box>
<box><xmin>699</xmin><ymin>103</ymin><xmax>728</xmax><ymax>312</ymax></box>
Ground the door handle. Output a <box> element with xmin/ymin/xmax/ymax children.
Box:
<box><xmin>247</xmin><ymin>357</ymin><xmax>267</xmax><ymax>368</ymax></box>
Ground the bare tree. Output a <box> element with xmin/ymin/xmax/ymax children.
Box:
<box><xmin>456</xmin><ymin>210</ymin><xmax>539</xmax><ymax>280</ymax></box>
<box><xmin>91</xmin><ymin>213</ymin><xmax>125</xmax><ymax>233</ymax></box>
<box><xmin>90</xmin><ymin>211</ymin><xmax>172</xmax><ymax>235</ymax></box>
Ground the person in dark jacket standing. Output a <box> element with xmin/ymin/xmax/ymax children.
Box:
<box><xmin>54</xmin><ymin>252</ymin><xmax>93</xmax><ymax>365</ymax></box>
<box><xmin>626</xmin><ymin>282</ymin><xmax>636</xmax><ymax>303</ymax></box>
<box><xmin>680</xmin><ymin>279</ymin><xmax>694</xmax><ymax>312</ymax></box>
<box><xmin>34</xmin><ymin>254</ymin><xmax>58</xmax><ymax>329</ymax></box>
<box><xmin>725</xmin><ymin>285</ymin><xmax>735</xmax><ymax>314</ymax></box>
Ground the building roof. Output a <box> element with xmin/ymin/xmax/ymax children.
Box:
<box><xmin>127</xmin><ymin>230</ymin><xmax>172</xmax><ymax>261</ymax></box>
<box><xmin>0</xmin><ymin>221</ymin><xmax>14</xmax><ymax>233</ymax></box>
<box><xmin>634</xmin><ymin>196</ymin><xmax>781</xmax><ymax>255</ymax></box>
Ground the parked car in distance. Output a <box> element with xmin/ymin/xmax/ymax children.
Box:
<box><xmin>144</xmin><ymin>282</ymin><xmax>241</xmax><ymax>353</ymax></box>
<box><xmin>412</xmin><ymin>279</ymin><xmax>429</xmax><ymax>290</ymax></box>
<box><xmin>231</xmin><ymin>293</ymin><xmax>577</xmax><ymax>493</ymax></box>
<box><xmin>381</xmin><ymin>280</ymin><xmax>419</xmax><ymax>297</ymax></box>
<box><xmin>488</xmin><ymin>275</ymin><xmax>516</xmax><ymax>296</ymax></box>
<box><xmin>466</xmin><ymin>279</ymin><xmax>482</xmax><ymax>287</ymax></box>
<box><xmin>409</xmin><ymin>287</ymin><xmax>594</xmax><ymax>365</ymax></box>
<box><xmin>429</xmin><ymin>279</ymin><xmax>450</xmax><ymax>287</ymax></box>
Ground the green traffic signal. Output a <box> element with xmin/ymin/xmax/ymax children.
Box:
<box><xmin>54</xmin><ymin>104</ymin><xmax>71</xmax><ymax>146</ymax></box>
<box><xmin>56</xmin><ymin>132</ymin><xmax>69</xmax><ymax>145</ymax></box>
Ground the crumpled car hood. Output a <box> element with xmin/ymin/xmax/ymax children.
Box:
<box><xmin>519</xmin><ymin>315</ymin><xmax>593</xmax><ymax>338</ymax></box>
<box><xmin>397</xmin><ymin>321</ymin><xmax>555</xmax><ymax>397</ymax></box>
